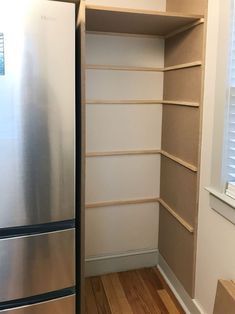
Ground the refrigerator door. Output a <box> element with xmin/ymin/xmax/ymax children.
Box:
<box><xmin>0</xmin><ymin>295</ymin><xmax>75</xmax><ymax>314</ymax></box>
<box><xmin>0</xmin><ymin>229</ymin><xmax>75</xmax><ymax>302</ymax></box>
<box><xmin>0</xmin><ymin>1</ymin><xmax>75</xmax><ymax>228</ymax></box>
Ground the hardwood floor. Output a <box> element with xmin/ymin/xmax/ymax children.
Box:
<box><xmin>85</xmin><ymin>267</ymin><xmax>185</xmax><ymax>313</ymax></box>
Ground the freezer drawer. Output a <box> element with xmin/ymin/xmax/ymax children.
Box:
<box><xmin>0</xmin><ymin>229</ymin><xmax>75</xmax><ymax>302</ymax></box>
<box><xmin>0</xmin><ymin>295</ymin><xmax>75</xmax><ymax>314</ymax></box>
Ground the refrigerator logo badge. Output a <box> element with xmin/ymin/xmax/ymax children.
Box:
<box><xmin>41</xmin><ymin>15</ymin><xmax>56</xmax><ymax>21</ymax></box>
<box><xmin>0</xmin><ymin>33</ymin><xmax>5</xmax><ymax>76</ymax></box>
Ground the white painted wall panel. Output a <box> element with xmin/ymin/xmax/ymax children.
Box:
<box><xmin>86</xmin><ymin>34</ymin><xmax>165</xmax><ymax>67</ymax></box>
<box><xmin>86</xmin><ymin>0</ymin><xmax>166</xmax><ymax>12</ymax></box>
<box><xmin>86</xmin><ymin>105</ymin><xmax>162</xmax><ymax>152</ymax></box>
<box><xmin>86</xmin><ymin>70</ymin><xmax>163</xmax><ymax>101</ymax></box>
<box><xmin>85</xmin><ymin>203</ymin><xmax>159</xmax><ymax>257</ymax></box>
<box><xmin>85</xmin><ymin>7</ymin><xmax>163</xmax><ymax>259</ymax></box>
<box><xmin>86</xmin><ymin>155</ymin><xmax>160</xmax><ymax>203</ymax></box>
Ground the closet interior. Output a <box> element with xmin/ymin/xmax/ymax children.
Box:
<box><xmin>78</xmin><ymin>0</ymin><xmax>208</xmax><ymax>304</ymax></box>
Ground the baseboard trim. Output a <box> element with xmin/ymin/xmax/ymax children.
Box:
<box><xmin>158</xmin><ymin>254</ymin><xmax>203</xmax><ymax>314</ymax></box>
<box><xmin>85</xmin><ymin>250</ymin><xmax>204</xmax><ymax>313</ymax></box>
<box><xmin>85</xmin><ymin>249</ymin><xmax>159</xmax><ymax>277</ymax></box>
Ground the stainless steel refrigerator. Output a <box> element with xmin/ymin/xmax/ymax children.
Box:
<box><xmin>0</xmin><ymin>1</ymin><xmax>76</xmax><ymax>313</ymax></box>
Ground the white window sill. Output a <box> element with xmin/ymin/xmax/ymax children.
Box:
<box><xmin>206</xmin><ymin>187</ymin><xmax>235</xmax><ymax>225</ymax></box>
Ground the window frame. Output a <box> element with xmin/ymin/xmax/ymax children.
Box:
<box><xmin>207</xmin><ymin>0</ymin><xmax>235</xmax><ymax>224</ymax></box>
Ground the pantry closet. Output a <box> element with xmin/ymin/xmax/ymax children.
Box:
<box><xmin>77</xmin><ymin>0</ymin><xmax>208</xmax><ymax>311</ymax></box>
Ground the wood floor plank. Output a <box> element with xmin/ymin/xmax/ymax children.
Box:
<box><xmin>158</xmin><ymin>289</ymin><xmax>181</xmax><ymax>314</ymax></box>
<box><xmin>137</xmin><ymin>268</ymin><xmax>169</xmax><ymax>313</ymax></box>
<box><xmin>101</xmin><ymin>274</ymin><xmax>122</xmax><ymax>313</ymax></box>
<box><xmin>111</xmin><ymin>274</ymin><xmax>134</xmax><ymax>314</ymax></box>
<box><xmin>153</xmin><ymin>268</ymin><xmax>186</xmax><ymax>314</ymax></box>
<box><xmin>119</xmin><ymin>270</ymin><xmax>163</xmax><ymax>314</ymax></box>
<box><xmin>86</xmin><ymin>267</ymin><xmax>185</xmax><ymax>314</ymax></box>
<box><xmin>135</xmin><ymin>271</ymin><xmax>163</xmax><ymax>314</ymax></box>
<box><xmin>90</xmin><ymin>276</ymin><xmax>112</xmax><ymax>314</ymax></box>
<box><xmin>85</xmin><ymin>278</ymin><xmax>99</xmax><ymax>314</ymax></box>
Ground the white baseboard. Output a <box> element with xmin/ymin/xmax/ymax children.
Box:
<box><xmin>158</xmin><ymin>254</ymin><xmax>203</xmax><ymax>314</ymax></box>
<box><xmin>85</xmin><ymin>249</ymin><xmax>159</xmax><ymax>277</ymax></box>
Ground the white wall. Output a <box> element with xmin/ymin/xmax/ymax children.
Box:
<box><xmin>195</xmin><ymin>0</ymin><xmax>235</xmax><ymax>312</ymax></box>
<box><xmin>85</xmin><ymin>27</ymin><xmax>164</xmax><ymax>258</ymax></box>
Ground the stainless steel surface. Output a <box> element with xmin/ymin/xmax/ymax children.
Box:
<box><xmin>0</xmin><ymin>1</ymin><xmax>75</xmax><ymax>227</ymax></box>
<box><xmin>0</xmin><ymin>295</ymin><xmax>75</xmax><ymax>314</ymax></box>
<box><xmin>0</xmin><ymin>229</ymin><xmax>75</xmax><ymax>302</ymax></box>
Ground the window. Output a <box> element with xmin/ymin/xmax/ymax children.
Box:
<box><xmin>206</xmin><ymin>0</ymin><xmax>235</xmax><ymax>224</ymax></box>
<box><xmin>0</xmin><ymin>33</ymin><xmax>5</xmax><ymax>75</ymax></box>
<box><xmin>224</xmin><ymin>2</ymin><xmax>235</xmax><ymax>198</ymax></box>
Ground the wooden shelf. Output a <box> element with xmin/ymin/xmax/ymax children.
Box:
<box><xmin>86</xmin><ymin>100</ymin><xmax>163</xmax><ymax>105</ymax></box>
<box><xmin>86</xmin><ymin>65</ymin><xmax>162</xmax><ymax>72</ymax></box>
<box><xmin>86</xmin><ymin>149</ymin><xmax>197</xmax><ymax>172</ymax></box>
<box><xmin>86</xmin><ymin>197</ymin><xmax>159</xmax><ymax>209</ymax></box>
<box><xmin>86</xmin><ymin>150</ymin><xmax>161</xmax><ymax>157</ymax></box>
<box><xmin>86</xmin><ymin>5</ymin><xmax>204</xmax><ymax>37</ymax></box>
<box><xmin>86</xmin><ymin>61</ymin><xmax>202</xmax><ymax>72</ymax></box>
<box><xmin>162</xmin><ymin>100</ymin><xmax>199</xmax><ymax>107</ymax></box>
<box><xmin>159</xmin><ymin>199</ymin><xmax>194</xmax><ymax>233</ymax></box>
<box><xmin>85</xmin><ymin>196</ymin><xmax>194</xmax><ymax>233</ymax></box>
<box><xmin>86</xmin><ymin>99</ymin><xmax>199</xmax><ymax>107</ymax></box>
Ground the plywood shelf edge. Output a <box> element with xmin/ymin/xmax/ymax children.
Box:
<box><xmin>159</xmin><ymin>199</ymin><xmax>194</xmax><ymax>233</ymax></box>
<box><xmin>86</xmin><ymin>150</ymin><xmax>161</xmax><ymax>157</ymax></box>
<box><xmin>161</xmin><ymin>151</ymin><xmax>198</xmax><ymax>172</ymax></box>
<box><xmin>87</xmin><ymin>99</ymin><xmax>199</xmax><ymax>107</ymax></box>
<box><xmin>86</xmin><ymin>61</ymin><xmax>202</xmax><ymax>72</ymax></box>
<box><xmin>86</xmin><ymin>197</ymin><xmax>160</xmax><ymax>209</ymax></box>
<box><xmin>162</xmin><ymin>100</ymin><xmax>199</xmax><ymax>107</ymax></box>
<box><xmin>86</xmin><ymin>100</ymin><xmax>163</xmax><ymax>105</ymax></box>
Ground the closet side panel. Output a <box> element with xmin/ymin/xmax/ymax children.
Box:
<box><xmin>162</xmin><ymin>105</ymin><xmax>199</xmax><ymax>165</ymax></box>
<box><xmin>166</xmin><ymin>0</ymin><xmax>207</xmax><ymax>15</ymax></box>
<box><xmin>164</xmin><ymin>67</ymin><xmax>202</xmax><ymax>103</ymax></box>
<box><xmin>160</xmin><ymin>156</ymin><xmax>197</xmax><ymax>227</ymax></box>
<box><xmin>165</xmin><ymin>24</ymin><xmax>204</xmax><ymax>67</ymax></box>
<box><xmin>160</xmin><ymin>3</ymin><xmax>207</xmax><ymax>297</ymax></box>
<box><xmin>159</xmin><ymin>206</ymin><xmax>195</xmax><ymax>296</ymax></box>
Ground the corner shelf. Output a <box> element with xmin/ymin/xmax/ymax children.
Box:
<box><xmin>86</xmin><ymin>5</ymin><xmax>204</xmax><ymax>37</ymax></box>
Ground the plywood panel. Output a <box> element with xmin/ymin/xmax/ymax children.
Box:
<box><xmin>164</xmin><ymin>67</ymin><xmax>202</xmax><ymax>102</ymax></box>
<box><xmin>213</xmin><ymin>280</ymin><xmax>235</xmax><ymax>314</ymax></box>
<box><xmin>160</xmin><ymin>156</ymin><xmax>197</xmax><ymax>226</ymax></box>
<box><xmin>86</xmin><ymin>6</ymin><xmax>203</xmax><ymax>37</ymax></box>
<box><xmin>162</xmin><ymin>105</ymin><xmax>199</xmax><ymax>165</ymax></box>
<box><xmin>86</xmin><ymin>155</ymin><xmax>160</xmax><ymax>203</ymax></box>
<box><xmin>166</xmin><ymin>0</ymin><xmax>207</xmax><ymax>15</ymax></box>
<box><xmin>86</xmin><ymin>0</ymin><xmax>166</xmax><ymax>12</ymax></box>
<box><xmin>86</xmin><ymin>34</ymin><xmax>164</xmax><ymax>67</ymax></box>
<box><xmin>87</xmin><ymin>105</ymin><xmax>162</xmax><ymax>152</ymax></box>
<box><xmin>86</xmin><ymin>70</ymin><xmax>163</xmax><ymax>101</ymax></box>
<box><xmin>165</xmin><ymin>24</ymin><xmax>204</xmax><ymax>67</ymax></box>
<box><xmin>85</xmin><ymin>203</ymin><xmax>159</xmax><ymax>257</ymax></box>
<box><xmin>159</xmin><ymin>206</ymin><xmax>195</xmax><ymax>296</ymax></box>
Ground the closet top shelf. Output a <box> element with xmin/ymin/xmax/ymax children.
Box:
<box><xmin>86</xmin><ymin>5</ymin><xmax>204</xmax><ymax>37</ymax></box>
